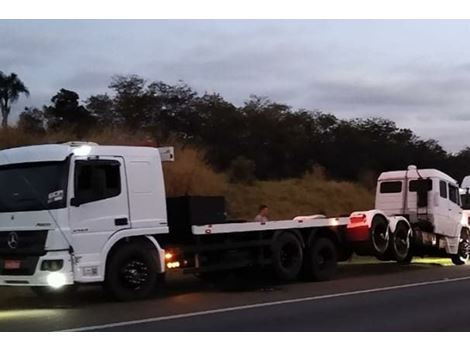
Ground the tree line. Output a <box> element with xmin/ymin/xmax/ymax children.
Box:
<box><xmin>3</xmin><ymin>72</ymin><xmax>470</xmax><ymax>184</ymax></box>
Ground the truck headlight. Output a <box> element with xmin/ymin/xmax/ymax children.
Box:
<box><xmin>41</xmin><ymin>260</ymin><xmax>64</xmax><ymax>272</ymax></box>
<box><xmin>47</xmin><ymin>272</ymin><xmax>66</xmax><ymax>289</ymax></box>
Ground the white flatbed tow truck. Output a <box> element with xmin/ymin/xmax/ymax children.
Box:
<box><xmin>0</xmin><ymin>142</ymin><xmax>351</xmax><ymax>301</ymax></box>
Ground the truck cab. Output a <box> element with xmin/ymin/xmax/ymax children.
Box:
<box><xmin>376</xmin><ymin>165</ymin><xmax>462</xmax><ymax>238</ymax></box>
<box><xmin>0</xmin><ymin>142</ymin><xmax>172</xmax><ymax>294</ymax></box>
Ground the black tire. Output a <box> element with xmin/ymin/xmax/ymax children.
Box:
<box><xmin>452</xmin><ymin>229</ymin><xmax>470</xmax><ymax>265</ymax></box>
<box><xmin>303</xmin><ymin>237</ymin><xmax>338</xmax><ymax>281</ymax></box>
<box><xmin>399</xmin><ymin>250</ymin><xmax>413</xmax><ymax>265</ymax></box>
<box><xmin>390</xmin><ymin>221</ymin><xmax>412</xmax><ymax>263</ymax></box>
<box><xmin>369</xmin><ymin>215</ymin><xmax>389</xmax><ymax>255</ymax></box>
<box><xmin>271</xmin><ymin>232</ymin><xmax>303</xmax><ymax>281</ymax></box>
<box><xmin>104</xmin><ymin>241</ymin><xmax>159</xmax><ymax>301</ymax></box>
<box><xmin>30</xmin><ymin>285</ymin><xmax>77</xmax><ymax>298</ymax></box>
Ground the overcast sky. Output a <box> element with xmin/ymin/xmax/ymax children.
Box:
<box><xmin>2</xmin><ymin>20</ymin><xmax>470</xmax><ymax>152</ymax></box>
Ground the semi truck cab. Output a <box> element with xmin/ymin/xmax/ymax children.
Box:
<box><xmin>347</xmin><ymin>165</ymin><xmax>470</xmax><ymax>264</ymax></box>
<box><xmin>376</xmin><ymin>166</ymin><xmax>463</xmax><ymax>239</ymax></box>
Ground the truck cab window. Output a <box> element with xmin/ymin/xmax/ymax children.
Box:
<box><xmin>439</xmin><ymin>181</ymin><xmax>447</xmax><ymax>199</ymax></box>
<box><xmin>448</xmin><ymin>184</ymin><xmax>459</xmax><ymax>204</ymax></box>
<box><xmin>379</xmin><ymin>181</ymin><xmax>402</xmax><ymax>193</ymax></box>
<box><xmin>74</xmin><ymin>160</ymin><xmax>121</xmax><ymax>204</ymax></box>
<box><xmin>409</xmin><ymin>179</ymin><xmax>433</xmax><ymax>192</ymax></box>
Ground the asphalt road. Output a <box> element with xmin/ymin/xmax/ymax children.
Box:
<box><xmin>1</xmin><ymin>259</ymin><xmax>470</xmax><ymax>331</ymax></box>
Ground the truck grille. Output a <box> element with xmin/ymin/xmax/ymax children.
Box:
<box><xmin>0</xmin><ymin>230</ymin><xmax>48</xmax><ymax>256</ymax></box>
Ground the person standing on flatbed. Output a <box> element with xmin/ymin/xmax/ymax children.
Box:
<box><xmin>254</xmin><ymin>204</ymin><xmax>269</xmax><ymax>222</ymax></box>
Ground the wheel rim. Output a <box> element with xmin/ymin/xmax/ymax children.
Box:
<box><xmin>120</xmin><ymin>258</ymin><xmax>150</xmax><ymax>290</ymax></box>
<box><xmin>458</xmin><ymin>237</ymin><xmax>470</xmax><ymax>261</ymax></box>
<box><xmin>280</xmin><ymin>242</ymin><xmax>301</xmax><ymax>270</ymax></box>
<box><xmin>372</xmin><ymin>223</ymin><xmax>389</xmax><ymax>253</ymax></box>
<box><xmin>393</xmin><ymin>227</ymin><xmax>410</xmax><ymax>258</ymax></box>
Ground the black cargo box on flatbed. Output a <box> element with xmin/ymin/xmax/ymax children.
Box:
<box><xmin>166</xmin><ymin>196</ymin><xmax>226</xmax><ymax>235</ymax></box>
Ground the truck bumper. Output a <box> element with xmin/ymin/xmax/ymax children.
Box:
<box><xmin>0</xmin><ymin>251</ymin><xmax>74</xmax><ymax>287</ymax></box>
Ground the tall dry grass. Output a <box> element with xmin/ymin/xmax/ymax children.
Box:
<box><xmin>226</xmin><ymin>168</ymin><xmax>375</xmax><ymax>220</ymax></box>
<box><xmin>163</xmin><ymin>146</ymin><xmax>227</xmax><ymax>197</ymax></box>
<box><xmin>0</xmin><ymin>127</ymin><xmax>375</xmax><ymax>220</ymax></box>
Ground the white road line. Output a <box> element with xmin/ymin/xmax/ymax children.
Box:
<box><xmin>62</xmin><ymin>275</ymin><xmax>470</xmax><ymax>332</ymax></box>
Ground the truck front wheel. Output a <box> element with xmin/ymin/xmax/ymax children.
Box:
<box><xmin>105</xmin><ymin>242</ymin><xmax>159</xmax><ymax>301</ymax></box>
<box><xmin>452</xmin><ymin>229</ymin><xmax>470</xmax><ymax>265</ymax></box>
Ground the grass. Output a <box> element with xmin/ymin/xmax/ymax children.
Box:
<box><xmin>225</xmin><ymin>169</ymin><xmax>374</xmax><ymax>220</ymax></box>
<box><xmin>1</xmin><ymin>127</ymin><xmax>375</xmax><ymax>220</ymax></box>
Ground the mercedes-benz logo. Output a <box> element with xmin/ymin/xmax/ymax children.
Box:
<box><xmin>7</xmin><ymin>232</ymin><xmax>19</xmax><ymax>250</ymax></box>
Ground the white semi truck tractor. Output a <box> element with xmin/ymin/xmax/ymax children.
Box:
<box><xmin>347</xmin><ymin>165</ymin><xmax>470</xmax><ymax>265</ymax></box>
<box><xmin>0</xmin><ymin>142</ymin><xmax>352</xmax><ymax>301</ymax></box>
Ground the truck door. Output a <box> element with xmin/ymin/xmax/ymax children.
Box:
<box><xmin>434</xmin><ymin>180</ymin><xmax>450</xmax><ymax>235</ymax></box>
<box><xmin>69</xmin><ymin>157</ymin><xmax>130</xmax><ymax>257</ymax></box>
<box><xmin>447</xmin><ymin>183</ymin><xmax>462</xmax><ymax>236</ymax></box>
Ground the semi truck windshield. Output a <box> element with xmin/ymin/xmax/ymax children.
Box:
<box><xmin>0</xmin><ymin>160</ymin><xmax>69</xmax><ymax>213</ymax></box>
<box><xmin>462</xmin><ymin>193</ymin><xmax>470</xmax><ymax>210</ymax></box>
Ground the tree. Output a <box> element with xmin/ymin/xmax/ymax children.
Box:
<box><xmin>44</xmin><ymin>89</ymin><xmax>95</xmax><ymax>137</ymax></box>
<box><xmin>107</xmin><ymin>75</ymin><xmax>150</xmax><ymax>131</ymax></box>
<box><xmin>17</xmin><ymin>107</ymin><xmax>46</xmax><ymax>134</ymax></box>
<box><xmin>21</xmin><ymin>73</ymin><xmax>468</xmax><ymax>184</ymax></box>
<box><xmin>86</xmin><ymin>94</ymin><xmax>118</xmax><ymax>127</ymax></box>
<box><xmin>146</xmin><ymin>80</ymin><xmax>199</xmax><ymax>141</ymax></box>
<box><xmin>0</xmin><ymin>72</ymin><xmax>30</xmax><ymax>128</ymax></box>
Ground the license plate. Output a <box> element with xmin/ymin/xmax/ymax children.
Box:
<box><xmin>4</xmin><ymin>260</ymin><xmax>21</xmax><ymax>270</ymax></box>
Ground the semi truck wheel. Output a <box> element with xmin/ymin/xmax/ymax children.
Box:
<box><xmin>105</xmin><ymin>242</ymin><xmax>159</xmax><ymax>301</ymax></box>
<box><xmin>390</xmin><ymin>221</ymin><xmax>411</xmax><ymax>263</ymax></box>
<box><xmin>271</xmin><ymin>232</ymin><xmax>303</xmax><ymax>281</ymax></box>
<box><xmin>303</xmin><ymin>237</ymin><xmax>338</xmax><ymax>281</ymax></box>
<box><xmin>369</xmin><ymin>215</ymin><xmax>389</xmax><ymax>255</ymax></box>
<box><xmin>452</xmin><ymin>229</ymin><xmax>470</xmax><ymax>265</ymax></box>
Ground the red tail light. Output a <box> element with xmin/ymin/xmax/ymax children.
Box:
<box><xmin>349</xmin><ymin>214</ymin><xmax>367</xmax><ymax>224</ymax></box>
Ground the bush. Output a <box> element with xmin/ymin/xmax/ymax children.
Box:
<box><xmin>228</xmin><ymin>156</ymin><xmax>256</xmax><ymax>185</ymax></box>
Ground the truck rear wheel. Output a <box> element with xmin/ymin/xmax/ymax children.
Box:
<box><xmin>369</xmin><ymin>215</ymin><xmax>389</xmax><ymax>255</ymax></box>
<box><xmin>105</xmin><ymin>242</ymin><xmax>159</xmax><ymax>301</ymax></box>
<box><xmin>452</xmin><ymin>229</ymin><xmax>470</xmax><ymax>265</ymax></box>
<box><xmin>271</xmin><ymin>232</ymin><xmax>303</xmax><ymax>281</ymax></box>
<box><xmin>390</xmin><ymin>221</ymin><xmax>411</xmax><ymax>263</ymax></box>
<box><xmin>303</xmin><ymin>237</ymin><xmax>337</xmax><ymax>281</ymax></box>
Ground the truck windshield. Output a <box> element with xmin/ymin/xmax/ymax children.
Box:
<box><xmin>461</xmin><ymin>193</ymin><xmax>470</xmax><ymax>210</ymax></box>
<box><xmin>0</xmin><ymin>160</ymin><xmax>69</xmax><ymax>213</ymax></box>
